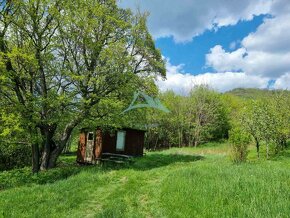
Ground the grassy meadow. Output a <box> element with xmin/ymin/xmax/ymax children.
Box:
<box><xmin>0</xmin><ymin>142</ymin><xmax>289</xmax><ymax>218</ymax></box>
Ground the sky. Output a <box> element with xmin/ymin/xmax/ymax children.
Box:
<box><xmin>119</xmin><ymin>0</ymin><xmax>290</xmax><ymax>93</ymax></box>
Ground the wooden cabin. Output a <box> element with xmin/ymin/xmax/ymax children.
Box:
<box><xmin>76</xmin><ymin>127</ymin><xmax>145</xmax><ymax>164</ymax></box>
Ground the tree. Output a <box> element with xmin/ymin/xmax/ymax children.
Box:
<box><xmin>0</xmin><ymin>0</ymin><xmax>165</xmax><ymax>172</ymax></box>
<box><xmin>242</xmin><ymin>91</ymin><xmax>290</xmax><ymax>159</ymax></box>
<box><xmin>229</xmin><ymin>126</ymin><xmax>251</xmax><ymax>163</ymax></box>
<box><xmin>189</xmin><ymin>85</ymin><xmax>229</xmax><ymax>146</ymax></box>
<box><xmin>242</xmin><ymin>101</ymin><xmax>263</xmax><ymax>158</ymax></box>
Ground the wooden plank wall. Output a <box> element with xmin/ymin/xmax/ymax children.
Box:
<box><xmin>77</xmin><ymin>132</ymin><xmax>86</xmax><ymax>162</ymax></box>
<box><xmin>94</xmin><ymin>129</ymin><xmax>102</xmax><ymax>158</ymax></box>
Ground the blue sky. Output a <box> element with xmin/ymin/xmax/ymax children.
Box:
<box><xmin>155</xmin><ymin>15</ymin><xmax>266</xmax><ymax>74</ymax></box>
<box><xmin>120</xmin><ymin>0</ymin><xmax>290</xmax><ymax>93</ymax></box>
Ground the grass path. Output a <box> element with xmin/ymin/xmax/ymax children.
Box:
<box><xmin>0</xmin><ymin>143</ymin><xmax>289</xmax><ymax>217</ymax></box>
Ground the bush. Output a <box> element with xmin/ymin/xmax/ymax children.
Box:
<box><xmin>0</xmin><ymin>142</ymin><xmax>31</xmax><ymax>171</ymax></box>
<box><xmin>229</xmin><ymin>127</ymin><xmax>251</xmax><ymax>163</ymax></box>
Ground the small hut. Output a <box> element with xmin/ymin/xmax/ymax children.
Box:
<box><xmin>76</xmin><ymin>127</ymin><xmax>145</xmax><ymax>164</ymax></box>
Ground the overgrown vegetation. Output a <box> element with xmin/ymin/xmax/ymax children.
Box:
<box><xmin>229</xmin><ymin>127</ymin><xmax>251</xmax><ymax>163</ymax></box>
<box><xmin>145</xmin><ymin>86</ymin><xmax>229</xmax><ymax>149</ymax></box>
<box><xmin>144</xmin><ymin>87</ymin><xmax>290</xmax><ymax>163</ymax></box>
<box><xmin>0</xmin><ymin>142</ymin><xmax>31</xmax><ymax>171</ymax></box>
<box><xmin>0</xmin><ymin>143</ymin><xmax>289</xmax><ymax>217</ymax></box>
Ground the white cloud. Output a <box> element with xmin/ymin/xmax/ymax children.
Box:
<box><xmin>206</xmin><ymin>44</ymin><xmax>290</xmax><ymax>78</ymax></box>
<box><xmin>206</xmin><ymin>2</ymin><xmax>290</xmax><ymax>79</ymax></box>
<box><xmin>157</xmin><ymin>59</ymin><xmax>270</xmax><ymax>94</ymax></box>
<box><xmin>119</xmin><ymin>0</ymin><xmax>272</xmax><ymax>42</ymax></box>
<box><xmin>119</xmin><ymin>0</ymin><xmax>290</xmax><ymax>91</ymax></box>
<box><xmin>273</xmin><ymin>73</ymin><xmax>290</xmax><ymax>89</ymax></box>
<box><xmin>206</xmin><ymin>45</ymin><xmax>245</xmax><ymax>72</ymax></box>
<box><xmin>242</xmin><ymin>15</ymin><xmax>290</xmax><ymax>53</ymax></box>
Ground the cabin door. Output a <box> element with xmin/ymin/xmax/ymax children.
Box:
<box><xmin>85</xmin><ymin>132</ymin><xmax>94</xmax><ymax>162</ymax></box>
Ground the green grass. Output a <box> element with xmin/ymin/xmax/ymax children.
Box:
<box><xmin>0</xmin><ymin>142</ymin><xmax>289</xmax><ymax>217</ymax></box>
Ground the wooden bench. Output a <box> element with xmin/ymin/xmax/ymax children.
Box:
<box><xmin>96</xmin><ymin>153</ymin><xmax>134</xmax><ymax>164</ymax></box>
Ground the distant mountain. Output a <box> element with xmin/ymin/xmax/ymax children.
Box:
<box><xmin>225</xmin><ymin>88</ymin><xmax>290</xmax><ymax>99</ymax></box>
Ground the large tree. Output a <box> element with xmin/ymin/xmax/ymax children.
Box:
<box><xmin>189</xmin><ymin>85</ymin><xmax>229</xmax><ymax>147</ymax></box>
<box><xmin>0</xmin><ymin>0</ymin><xmax>165</xmax><ymax>172</ymax></box>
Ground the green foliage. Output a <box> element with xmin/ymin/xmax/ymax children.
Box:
<box><xmin>0</xmin><ymin>163</ymin><xmax>81</xmax><ymax>190</ymax></box>
<box><xmin>0</xmin><ymin>109</ymin><xmax>31</xmax><ymax>171</ymax></box>
<box><xmin>0</xmin><ymin>0</ymin><xmax>165</xmax><ymax>171</ymax></box>
<box><xmin>229</xmin><ymin>127</ymin><xmax>251</xmax><ymax>163</ymax></box>
<box><xmin>146</xmin><ymin>86</ymin><xmax>230</xmax><ymax>149</ymax></box>
<box><xmin>0</xmin><ymin>142</ymin><xmax>31</xmax><ymax>171</ymax></box>
<box><xmin>241</xmin><ymin>91</ymin><xmax>290</xmax><ymax>158</ymax></box>
<box><xmin>222</xmin><ymin>89</ymin><xmax>290</xmax><ymax>160</ymax></box>
<box><xmin>189</xmin><ymin>85</ymin><xmax>229</xmax><ymax>145</ymax></box>
<box><xmin>226</xmin><ymin>88</ymin><xmax>290</xmax><ymax>100</ymax></box>
<box><xmin>0</xmin><ymin>111</ymin><xmax>23</xmax><ymax>137</ymax></box>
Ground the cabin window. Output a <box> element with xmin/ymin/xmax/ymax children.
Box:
<box><xmin>116</xmin><ymin>131</ymin><xmax>126</xmax><ymax>151</ymax></box>
<box><xmin>87</xmin><ymin>132</ymin><xmax>94</xmax><ymax>141</ymax></box>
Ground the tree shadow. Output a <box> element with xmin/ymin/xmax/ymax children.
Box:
<box><xmin>132</xmin><ymin>153</ymin><xmax>204</xmax><ymax>171</ymax></box>
<box><xmin>61</xmin><ymin>151</ymin><xmax>77</xmax><ymax>156</ymax></box>
<box><xmin>0</xmin><ymin>152</ymin><xmax>204</xmax><ymax>190</ymax></box>
<box><xmin>271</xmin><ymin>148</ymin><xmax>290</xmax><ymax>160</ymax></box>
<box><xmin>101</xmin><ymin>153</ymin><xmax>204</xmax><ymax>171</ymax></box>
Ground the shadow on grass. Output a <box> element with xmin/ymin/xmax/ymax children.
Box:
<box><xmin>61</xmin><ymin>151</ymin><xmax>78</xmax><ymax>156</ymax></box>
<box><xmin>0</xmin><ymin>163</ymin><xmax>85</xmax><ymax>191</ymax></box>
<box><xmin>129</xmin><ymin>153</ymin><xmax>204</xmax><ymax>171</ymax></box>
<box><xmin>98</xmin><ymin>153</ymin><xmax>204</xmax><ymax>172</ymax></box>
<box><xmin>271</xmin><ymin>147</ymin><xmax>290</xmax><ymax>161</ymax></box>
<box><xmin>0</xmin><ymin>152</ymin><xmax>203</xmax><ymax>190</ymax></box>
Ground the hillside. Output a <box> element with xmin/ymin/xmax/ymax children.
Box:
<box><xmin>226</xmin><ymin>88</ymin><xmax>290</xmax><ymax>99</ymax></box>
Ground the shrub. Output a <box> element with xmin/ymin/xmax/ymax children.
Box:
<box><xmin>229</xmin><ymin>127</ymin><xmax>251</xmax><ymax>163</ymax></box>
<box><xmin>0</xmin><ymin>142</ymin><xmax>31</xmax><ymax>171</ymax></box>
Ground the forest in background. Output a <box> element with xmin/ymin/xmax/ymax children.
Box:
<box><xmin>146</xmin><ymin>87</ymin><xmax>290</xmax><ymax>159</ymax></box>
<box><xmin>1</xmin><ymin>85</ymin><xmax>290</xmax><ymax>171</ymax></box>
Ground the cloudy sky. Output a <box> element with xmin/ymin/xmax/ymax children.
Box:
<box><xmin>119</xmin><ymin>0</ymin><xmax>290</xmax><ymax>93</ymax></box>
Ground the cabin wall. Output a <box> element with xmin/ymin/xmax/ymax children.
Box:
<box><xmin>77</xmin><ymin>128</ymin><xmax>145</xmax><ymax>163</ymax></box>
<box><xmin>102</xmin><ymin>131</ymin><xmax>117</xmax><ymax>154</ymax></box>
<box><xmin>124</xmin><ymin>129</ymin><xmax>144</xmax><ymax>156</ymax></box>
<box><xmin>77</xmin><ymin>132</ymin><xmax>86</xmax><ymax>162</ymax></box>
<box><xmin>94</xmin><ymin>129</ymin><xmax>102</xmax><ymax>158</ymax></box>
<box><xmin>102</xmin><ymin>129</ymin><xmax>145</xmax><ymax>156</ymax></box>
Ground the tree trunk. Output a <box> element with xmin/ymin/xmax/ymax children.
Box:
<box><xmin>39</xmin><ymin>125</ymin><xmax>57</xmax><ymax>170</ymax></box>
<box><xmin>194</xmin><ymin>123</ymin><xmax>201</xmax><ymax>147</ymax></box>
<box><xmin>154</xmin><ymin>137</ymin><xmax>158</xmax><ymax>150</ymax></box>
<box><xmin>178</xmin><ymin>129</ymin><xmax>181</xmax><ymax>148</ymax></box>
<box><xmin>40</xmin><ymin>140</ymin><xmax>51</xmax><ymax>170</ymax></box>
<box><xmin>32</xmin><ymin>142</ymin><xmax>40</xmax><ymax>173</ymax></box>
<box><xmin>46</xmin><ymin>140</ymin><xmax>68</xmax><ymax>169</ymax></box>
<box><xmin>40</xmin><ymin>138</ymin><xmax>56</xmax><ymax>170</ymax></box>
<box><xmin>194</xmin><ymin>128</ymin><xmax>200</xmax><ymax>147</ymax></box>
<box><xmin>45</xmin><ymin>116</ymin><xmax>83</xmax><ymax>169</ymax></box>
<box><xmin>282</xmin><ymin>138</ymin><xmax>287</xmax><ymax>149</ymax></box>
<box><xmin>47</xmin><ymin>146</ymin><xmax>63</xmax><ymax>169</ymax></box>
<box><xmin>266</xmin><ymin>141</ymin><xmax>269</xmax><ymax>159</ymax></box>
<box><xmin>255</xmin><ymin>138</ymin><xmax>260</xmax><ymax>158</ymax></box>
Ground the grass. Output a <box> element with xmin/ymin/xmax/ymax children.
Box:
<box><xmin>0</xmin><ymin>142</ymin><xmax>289</xmax><ymax>217</ymax></box>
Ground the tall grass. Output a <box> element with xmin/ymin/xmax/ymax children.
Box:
<box><xmin>0</xmin><ymin>142</ymin><xmax>289</xmax><ymax>217</ymax></box>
